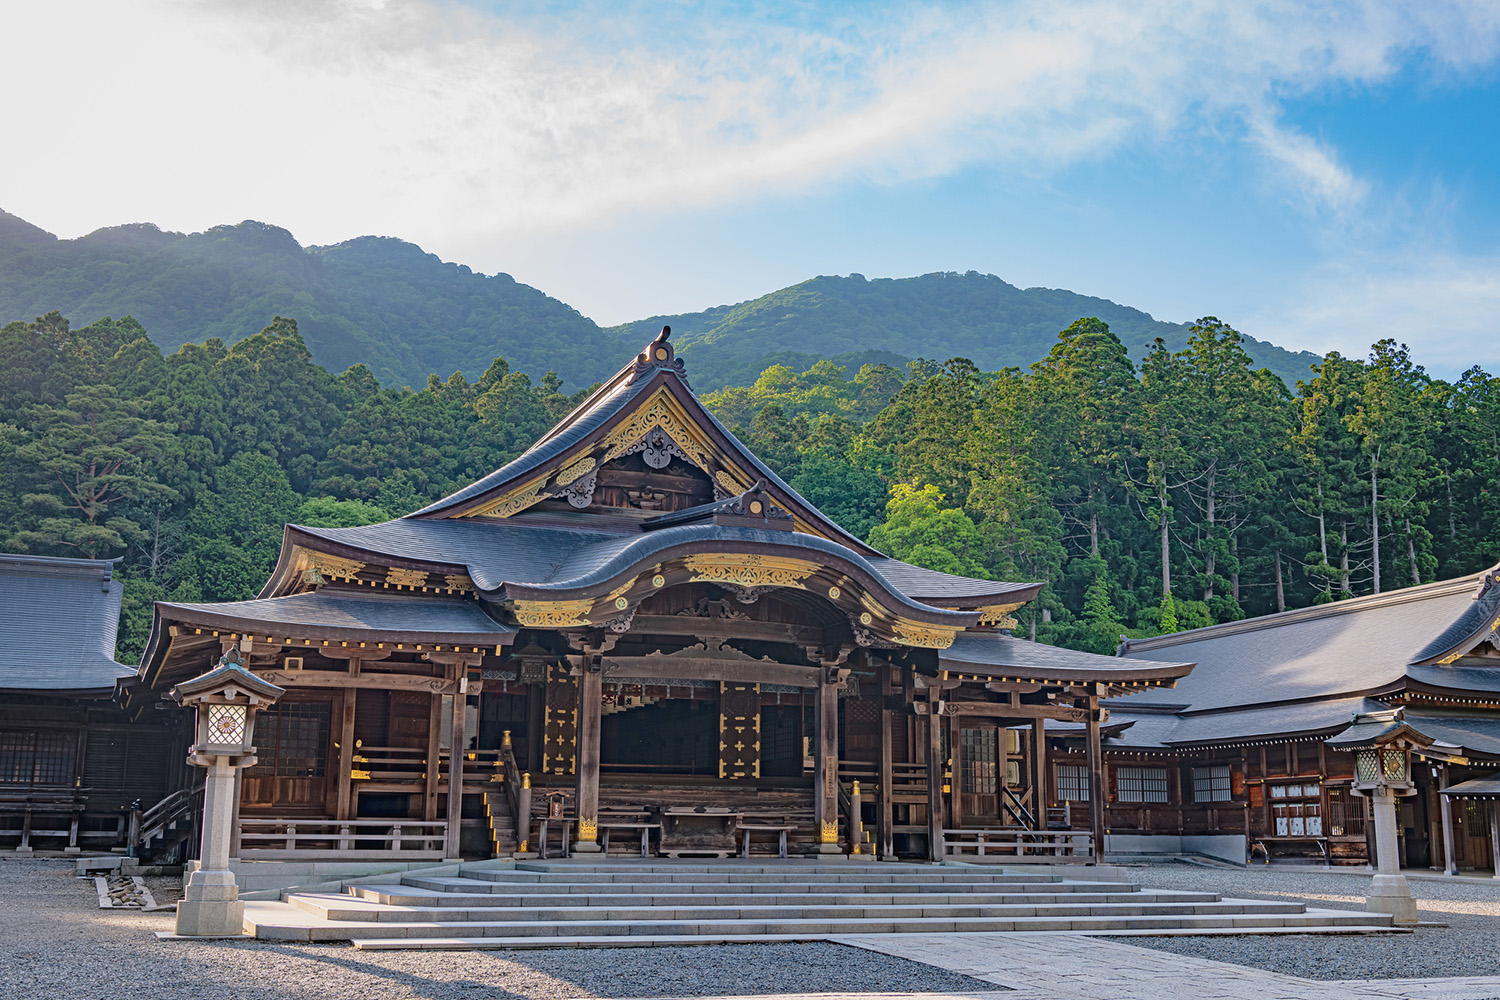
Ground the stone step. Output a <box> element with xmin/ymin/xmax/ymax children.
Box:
<box><xmin>450</xmin><ymin>870</ymin><xmax>1076</xmax><ymax>888</ymax></box>
<box><xmin>511</xmin><ymin>863</ymin><xmax>1063</xmax><ymax>881</ymax></box>
<box><xmin>249</xmin><ymin>908</ymin><xmax>1393</xmax><ymax>943</ymax></box>
<box><xmin>287</xmin><ymin>895</ymin><xmax>1304</xmax><ymax>924</ymax></box>
<box><xmin>407</xmin><ymin>874</ymin><xmax>1135</xmax><ymax>896</ymax></box>
<box><xmin>348</xmin><ymin>921</ymin><xmax>1410</xmax><ymax>950</ymax></box>
<box><xmin>352</xmin><ymin>886</ymin><xmax>1214</xmax><ymax>909</ymax></box>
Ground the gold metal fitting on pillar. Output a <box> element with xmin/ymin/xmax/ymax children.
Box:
<box><xmin>522</xmin><ymin>772</ymin><xmax>531</xmax><ymax>788</ymax></box>
<box><xmin>820</xmin><ymin>821</ymin><xmax>838</xmax><ymax>844</ymax></box>
<box><xmin>502</xmin><ymin>730</ymin><xmax>512</xmax><ymax>750</ymax></box>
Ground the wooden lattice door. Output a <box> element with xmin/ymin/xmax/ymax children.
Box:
<box><xmin>541</xmin><ymin>663</ymin><xmax>578</xmax><ymax>778</ymax></box>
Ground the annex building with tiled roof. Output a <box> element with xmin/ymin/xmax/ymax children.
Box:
<box><xmin>1107</xmin><ymin>570</ymin><xmax>1500</xmax><ymax>871</ymax></box>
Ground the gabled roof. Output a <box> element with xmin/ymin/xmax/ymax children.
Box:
<box><xmin>0</xmin><ymin>554</ymin><xmax>134</xmax><ymax>694</ymax></box>
<box><xmin>407</xmin><ymin>329</ymin><xmax>882</xmax><ymax>556</ymax></box>
<box><xmin>940</xmin><ymin>632</ymin><xmax>1192</xmax><ymax>691</ymax></box>
<box><xmin>155</xmin><ymin>591</ymin><xmax>518</xmax><ymax>645</ymax></box>
<box><xmin>1117</xmin><ymin>568</ymin><xmax>1500</xmax><ymax>714</ymax></box>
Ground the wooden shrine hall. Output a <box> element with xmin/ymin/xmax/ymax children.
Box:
<box><xmin>134</xmin><ymin>329</ymin><xmax>1191</xmax><ymax>864</ymax></box>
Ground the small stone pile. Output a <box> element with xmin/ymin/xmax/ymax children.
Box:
<box><xmin>95</xmin><ymin>874</ymin><xmax>156</xmax><ymax>909</ymax></box>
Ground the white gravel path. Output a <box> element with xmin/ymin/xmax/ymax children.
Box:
<box><xmin>0</xmin><ymin>858</ymin><xmax>993</xmax><ymax>1000</ymax></box>
<box><xmin>1111</xmin><ymin>862</ymin><xmax>1500</xmax><ymax>981</ymax></box>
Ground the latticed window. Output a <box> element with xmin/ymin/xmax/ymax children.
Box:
<box><xmin>960</xmin><ymin>728</ymin><xmax>998</xmax><ymax>795</ymax></box>
<box><xmin>1193</xmin><ymin>765</ymin><xmax>1232</xmax><ymax>803</ymax></box>
<box><xmin>0</xmin><ymin>730</ymin><xmax>77</xmax><ymax>785</ymax></box>
<box><xmin>1116</xmin><ymin>766</ymin><xmax>1169</xmax><ymax>803</ymax></box>
<box><xmin>1270</xmin><ymin>782</ymin><xmax>1322</xmax><ymax>836</ymax></box>
<box><xmin>1056</xmin><ymin>763</ymin><xmax>1090</xmax><ymax>801</ymax></box>
<box><xmin>246</xmin><ymin>703</ymin><xmax>330</xmax><ymax>778</ymax></box>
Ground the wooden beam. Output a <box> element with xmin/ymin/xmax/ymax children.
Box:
<box><xmin>628</xmin><ymin>615</ymin><xmax>828</xmax><ymax>646</ymax></box>
<box><xmin>814</xmin><ymin>669</ymin><xmax>840</xmax><ymax>853</ymax></box>
<box><xmin>915</xmin><ymin>700</ymin><xmax>1088</xmax><ymax>722</ymax></box>
<box><xmin>255</xmin><ymin>670</ymin><xmax>457</xmax><ymax>693</ymax></box>
<box><xmin>912</xmin><ymin>674</ymin><xmax>963</xmax><ymax>691</ymax></box>
<box><xmin>601</xmin><ymin>657</ymin><xmax>822</xmax><ymax>689</ymax></box>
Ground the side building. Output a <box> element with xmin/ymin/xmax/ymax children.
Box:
<box><xmin>1</xmin><ymin>554</ymin><xmax>185</xmax><ymax>853</ymax></box>
<box><xmin>131</xmin><ymin>331</ymin><xmax>1191</xmax><ymax>866</ymax></box>
<box><xmin>1103</xmin><ymin>571</ymin><xmax>1500</xmax><ymax>870</ymax></box>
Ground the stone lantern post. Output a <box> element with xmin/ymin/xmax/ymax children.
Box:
<box><xmin>1326</xmin><ymin>709</ymin><xmax>1432</xmax><ymax>926</ymax></box>
<box><xmin>169</xmin><ymin>652</ymin><xmax>284</xmax><ymax>937</ymax></box>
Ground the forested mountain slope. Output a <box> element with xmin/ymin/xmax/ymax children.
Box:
<box><xmin>0</xmin><ymin>211</ymin><xmax>617</xmax><ymax>390</ymax></box>
<box><xmin>610</xmin><ymin>272</ymin><xmax>1322</xmax><ymax>389</ymax></box>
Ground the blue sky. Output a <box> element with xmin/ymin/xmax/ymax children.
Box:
<box><xmin>3</xmin><ymin>1</ymin><xmax>1499</xmax><ymax>374</ymax></box>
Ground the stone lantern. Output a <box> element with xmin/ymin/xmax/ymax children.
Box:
<box><xmin>169</xmin><ymin>651</ymin><xmax>284</xmax><ymax>937</ymax></box>
<box><xmin>1326</xmin><ymin>708</ymin><xmax>1432</xmax><ymax>926</ymax></box>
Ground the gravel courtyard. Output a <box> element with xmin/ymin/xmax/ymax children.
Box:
<box><xmin>0</xmin><ymin>859</ymin><xmax>992</xmax><ymax>1000</ymax></box>
<box><xmin>1113</xmin><ymin>862</ymin><xmax>1500</xmax><ymax>981</ymax></box>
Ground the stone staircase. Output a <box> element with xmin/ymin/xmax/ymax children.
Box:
<box><xmin>241</xmin><ymin>861</ymin><xmax>1404</xmax><ymax>949</ymax></box>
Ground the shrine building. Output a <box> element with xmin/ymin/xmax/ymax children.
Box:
<box><xmin>130</xmin><ymin>329</ymin><xmax>1191</xmax><ymax>864</ymax></box>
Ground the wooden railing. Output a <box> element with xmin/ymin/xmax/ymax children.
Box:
<box><xmin>132</xmin><ymin>788</ymin><xmax>197</xmax><ymax>859</ymax></box>
<box><xmin>236</xmin><ymin>818</ymin><xmax>447</xmax><ymax>860</ymax></box>
<box><xmin>943</xmin><ymin>828</ymin><xmax>1094</xmax><ymax>863</ymax></box>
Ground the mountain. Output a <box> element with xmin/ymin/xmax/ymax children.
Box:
<box><xmin>1</xmin><ymin>211</ymin><xmax>1321</xmax><ymax>392</ymax></box>
<box><xmin>0</xmin><ymin>211</ymin><xmax>618</xmax><ymax>390</ymax></box>
<box><xmin>609</xmin><ymin>272</ymin><xmax>1322</xmax><ymax>389</ymax></box>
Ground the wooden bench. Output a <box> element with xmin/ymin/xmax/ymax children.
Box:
<box><xmin>738</xmin><ymin>823</ymin><xmax>795</xmax><ymax>859</ymax></box>
<box><xmin>601</xmin><ymin>821</ymin><xmax>663</xmax><ymax>857</ymax></box>
<box><xmin>0</xmin><ymin>788</ymin><xmax>86</xmax><ymax>853</ymax></box>
<box><xmin>1251</xmin><ymin>835</ymin><xmax>1328</xmax><ymax>864</ymax></box>
<box><xmin>537</xmin><ymin>817</ymin><xmax>574</xmax><ymax>859</ymax></box>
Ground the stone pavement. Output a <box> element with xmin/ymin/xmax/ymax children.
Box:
<box><xmin>832</xmin><ymin>933</ymin><xmax>1500</xmax><ymax>1000</ymax></box>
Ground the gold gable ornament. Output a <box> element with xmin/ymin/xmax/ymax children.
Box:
<box><xmin>683</xmin><ymin>554</ymin><xmax>819</xmax><ymax>591</ymax></box>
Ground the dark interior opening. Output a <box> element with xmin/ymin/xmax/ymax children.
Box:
<box><xmin>601</xmin><ymin>696</ymin><xmax>718</xmax><ymax>775</ymax></box>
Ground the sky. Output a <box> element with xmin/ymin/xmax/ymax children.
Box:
<box><xmin>2</xmin><ymin>0</ymin><xmax>1500</xmax><ymax>374</ymax></box>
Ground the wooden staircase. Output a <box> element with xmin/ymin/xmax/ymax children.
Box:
<box><xmin>483</xmin><ymin>791</ymin><xmax>518</xmax><ymax>857</ymax></box>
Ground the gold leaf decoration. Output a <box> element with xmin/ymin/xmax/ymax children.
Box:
<box><xmin>683</xmin><ymin>554</ymin><xmax>818</xmax><ymax>591</ymax></box>
<box><xmin>892</xmin><ymin>622</ymin><xmax>958</xmax><ymax>649</ymax></box>
<box><xmin>555</xmin><ymin>455</ymin><xmax>597</xmax><ymax>486</ymax></box>
<box><xmin>600</xmin><ymin>387</ymin><xmax>716</xmax><ymax>471</ymax></box>
<box><xmin>385</xmin><ymin>567</ymin><xmax>429</xmax><ymax>589</ymax></box>
<box><xmin>577</xmin><ymin>818</ymin><xmax>598</xmax><ymax>841</ymax></box>
<box><xmin>444</xmin><ymin>574</ymin><xmax>474</xmax><ymax>592</ymax></box>
<box><xmin>512</xmin><ymin>598</ymin><xmax>595</xmax><ymax>628</ymax></box>
<box><xmin>819</xmin><ymin>821</ymin><xmax>838</xmax><ymax>844</ymax></box>
<box><xmin>976</xmin><ymin>601</ymin><xmax>1026</xmax><ymax>627</ymax></box>
<box><xmin>716</xmin><ymin>469</ymin><xmax>746</xmax><ymax>495</ymax></box>
<box><xmin>464</xmin><ymin>477</ymin><xmax>548</xmax><ymax>519</ymax></box>
<box><xmin>305</xmin><ymin>552</ymin><xmax>366</xmax><ymax>582</ymax></box>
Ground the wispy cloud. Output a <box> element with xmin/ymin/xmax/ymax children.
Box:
<box><xmin>3</xmin><ymin>0</ymin><xmax>1498</xmax><ymax>253</ymax></box>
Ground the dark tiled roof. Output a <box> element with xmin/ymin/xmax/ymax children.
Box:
<box><xmin>1441</xmin><ymin>773</ymin><xmax>1500</xmax><ymax>798</ymax></box>
<box><xmin>1108</xmin><ymin>697</ymin><xmax>1382</xmax><ymax>749</ymax></box>
<box><xmin>285</xmin><ymin>517</ymin><xmax>1025</xmax><ymax>621</ymax></box>
<box><xmin>1410</xmin><ymin>572</ymin><xmax>1500</xmax><ymax>663</ymax></box>
<box><xmin>0</xmin><ymin>554</ymin><xmax>133</xmax><ymax>692</ymax></box>
<box><xmin>158</xmin><ymin>591</ymin><xmax>517</xmax><ymax>644</ymax></box>
<box><xmin>1405</xmin><ymin>712</ymin><xmax>1500</xmax><ymax>761</ymax></box>
<box><xmin>941</xmin><ymin>633</ymin><xmax>1192</xmax><ymax>684</ymax></box>
<box><xmin>1116</xmin><ymin>574</ymin><xmax>1494</xmax><ymax>713</ymax></box>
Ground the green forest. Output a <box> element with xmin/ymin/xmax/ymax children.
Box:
<box><xmin>3</xmin><ymin>309</ymin><xmax>1497</xmax><ymax>669</ymax></box>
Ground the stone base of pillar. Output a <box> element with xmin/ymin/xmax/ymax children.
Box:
<box><xmin>1366</xmin><ymin>873</ymin><xmax>1419</xmax><ymax>925</ymax></box>
<box><xmin>13</xmin><ymin>846</ymin><xmax>33</xmax><ymax>856</ymax></box>
<box><xmin>572</xmin><ymin>841</ymin><xmax>602</xmax><ymax>853</ymax></box>
<box><xmin>176</xmin><ymin>868</ymin><xmax>246</xmax><ymax>937</ymax></box>
<box><xmin>814</xmin><ymin>843</ymin><xmax>843</xmax><ymax>855</ymax></box>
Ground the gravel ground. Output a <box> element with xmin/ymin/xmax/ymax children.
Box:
<box><xmin>0</xmin><ymin>858</ymin><xmax>993</xmax><ymax>1000</ymax></box>
<box><xmin>1110</xmin><ymin>862</ymin><xmax>1500</xmax><ymax>981</ymax></box>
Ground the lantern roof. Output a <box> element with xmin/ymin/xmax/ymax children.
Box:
<box><xmin>170</xmin><ymin>659</ymin><xmax>285</xmax><ymax>706</ymax></box>
<box><xmin>1325</xmin><ymin>708</ymin><xmax>1435</xmax><ymax>751</ymax></box>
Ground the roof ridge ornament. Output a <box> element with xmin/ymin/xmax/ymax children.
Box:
<box><xmin>630</xmin><ymin>325</ymin><xmax>690</xmax><ymax>386</ymax></box>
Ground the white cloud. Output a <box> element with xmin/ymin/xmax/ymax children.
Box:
<box><xmin>1246</xmin><ymin>252</ymin><xmax>1500</xmax><ymax>375</ymax></box>
<box><xmin>1</xmin><ymin>0</ymin><xmax>1498</xmax><ymax>275</ymax></box>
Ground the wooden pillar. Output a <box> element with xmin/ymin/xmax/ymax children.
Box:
<box><xmin>573</xmin><ymin>653</ymin><xmax>602</xmax><ymax>852</ymax></box>
<box><xmin>444</xmin><ymin>672</ymin><xmax>467</xmax><ymax>860</ymax></box>
<box><xmin>878</xmin><ymin>663</ymin><xmax>895</xmax><ymax>860</ymax></box>
<box><xmin>925</xmin><ymin>688</ymin><xmax>944</xmax><ymax>861</ymax></box>
<box><xmin>424</xmin><ymin>693</ymin><xmax>442</xmax><ymax>822</ymax></box>
<box><xmin>1031</xmin><ymin>719</ymin><xmax>1047</xmax><ymax>828</ymax></box>
<box><xmin>1490</xmin><ymin>800</ymin><xmax>1500</xmax><ymax>877</ymax></box>
<box><xmin>1438</xmin><ymin>764</ymin><xmax>1458</xmax><ymax>875</ymax></box>
<box><xmin>1085</xmin><ymin>690</ymin><xmax>1106</xmax><ymax>863</ymax></box>
<box><xmin>947</xmin><ymin>714</ymin><xmax>963</xmax><ymax>830</ymax></box>
<box><xmin>336</xmin><ymin>686</ymin><xmax>357</xmax><ymax>821</ymax></box>
<box><xmin>814</xmin><ymin>668</ymin><xmax>840</xmax><ymax>853</ymax></box>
